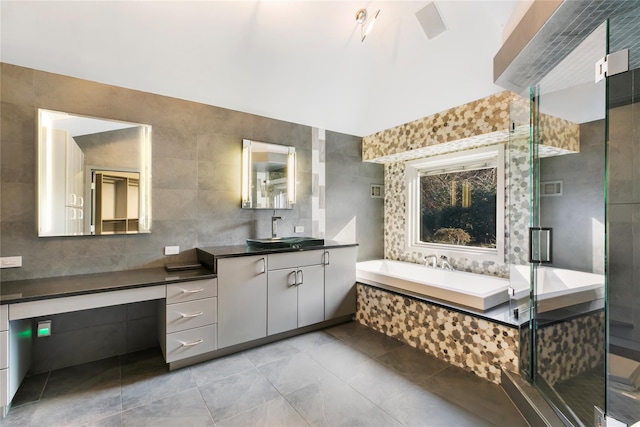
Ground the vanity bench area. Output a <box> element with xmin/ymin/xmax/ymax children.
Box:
<box><xmin>0</xmin><ymin>243</ymin><xmax>357</xmax><ymax>417</ymax></box>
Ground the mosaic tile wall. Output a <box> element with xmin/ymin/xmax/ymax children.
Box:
<box><xmin>356</xmin><ymin>283</ymin><xmax>519</xmax><ymax>384</ymax></box>
<box><xmin>362</xmin><ymin>90</ymin><xmax>579</xmax><ymax>163</ymax></box>
<box><xmin>362</xmin><ymin>92</ymin><xmax>514</xmax><ymax>161</ymax></box>
<box><xmin>536</xmin><ymin>310</ymin><xmax>605</xmax><ymax>386</ymax></box>
<box><xmin>383</xmin><ymin>154</ymin><xmax>512</xmax><ymax>277</ymax></box>
<box><xmin>374</xmin><ymin>91</ymin><xmax>579</xmax><ymax>275</ymax></box>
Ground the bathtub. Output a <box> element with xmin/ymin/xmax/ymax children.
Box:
<box><xmin>510</xmin><ymin>265</ymin><xmax>604</xmax><ymax>313</ymax></box>
<box><xmin>356</xmin><ymin>259</ymin><xmax>510</xmax><ymax>311</ymax></box>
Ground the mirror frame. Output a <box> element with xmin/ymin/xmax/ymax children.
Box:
<box><xmin>241</xmin><ymin>139</ymin><xmax>296</xmax><ymax>209</ymax></box>
<box><xmin>37</xmin><ymin>109</ymin><xmax>152</xmax><ymax>237</ymax></box>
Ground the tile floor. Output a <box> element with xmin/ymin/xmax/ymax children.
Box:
<box><xmin>1</xmin><ymin>321</ymin><xmax>528</xmax><ymax>427</ymax></box>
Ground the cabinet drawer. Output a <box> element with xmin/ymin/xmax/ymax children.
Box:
<box><xmin>0</xmin><ymin>305</ymin><xmax>7</xmax><ymax>331</ymax></box>
<box><xmin>165</xmin><ymin>324</ymin><xmax>217</xmax><ymax>363</ymax></box>
<box><xmin>268</xmin><ymin>250</ymin><xmax>325</xmax><ymax>270</ymax></box>
<box><xmin>166</xmin><ymin>298</ymin><xmax>217</xmax><ymax>334</ymax></box>
<box><xmin>0</xmin><ymin>368</ymin><xmax>7</xmax><ymax>407</ymax></box>
<box><xmin>0</xmin><ymin>331</ymin><xmax>7</xmax><ymax>370</ymax></box>
<box><xmin>166</xmin><ymin>278</ymin><xmax>217</xmax><ymax>304</ymax></box>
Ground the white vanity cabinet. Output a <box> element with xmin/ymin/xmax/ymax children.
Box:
<box><xmin>267</xmin><ymin>251</ymin><xmax>325</xmax><ymax>335</ymax></box>
<box><xmin>159</xmin><ymin>278</ymin><xmax>218</xmax><ymax>363</ymax></box>
<box><xmin>0</xmin><ymin>305</ymin><xmax>8</xmax><ymax>409</ymax></box>
<box><xmin>217</xmin><ymin>255</ymin><xmax>268</xmax><ymax>349</ymax></box>
<box><xmin>324</xmin><ymin>246</ymin><xmax>357</xmax><ymax>320</ymax></box>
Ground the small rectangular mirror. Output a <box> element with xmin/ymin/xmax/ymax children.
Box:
<box><xmin>38</xmin><ymin>109</ymin><xmax>152</xmax><ymax>236</ymax></box>
<box><xmin>241</xmin><ymin>139</ymin><xmax>296</xmax><ymax>209</ymax></box>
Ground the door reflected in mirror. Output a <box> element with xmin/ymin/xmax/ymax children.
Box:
<box><xmin>242</xmin><ymin>139</ymin><xmax>296</xmax><ymax>209</ymax></box>
<box><xmin>38</xmin><ymin>109</ymin><xmax>152</xmax><ymax>236</ymax></box>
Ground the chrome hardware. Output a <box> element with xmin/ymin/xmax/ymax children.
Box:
<box><xmin>423</xmin><ymin>254</ymin><xmax>438</xmax><ymax>268</ymax></box>
<box><xmin>180</xmin><ymin>339</ymin><xmax>204</xmax><ymax>347</ymax></box>
<box><xmin>181</xmin><ymin>288</ymin><xmax>204</xmax><ymax>294</ymax></box>
<box><xmin>260</xmin><ymin>257</ymin><xmax>266</xmax><ymax>274</ymax></box>
<box><xmin>324</xmin><ymin>250</ymin><xmax>330</xmax><ymax>266</ymax></box>
<box><xmin>439</xmin><ymin>255</ymin><xmax>453</xmax><ymax>271</ymax></box>
<box><xmin>180</xmin><ymin>311</ymin><xmax>204</xmax><ymax>319</ymax></box>
<box><xmin>272</xmin><ymin>216</ymin><xmax>284</xmax><ymax>238</ymax></box>
<box><xmin>296</xmin><ymin>269</ymin><xmax>304</xmax><ymax>285</ymax></box>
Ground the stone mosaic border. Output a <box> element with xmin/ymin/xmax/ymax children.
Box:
<box><xmin>355</xmin><ymin>283</ymin><xmax>519</xmax><ymax>384</ymax></box>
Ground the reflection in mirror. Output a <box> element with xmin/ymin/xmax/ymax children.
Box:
<box><xmin>242</xmin><ymin>139</ymin><xmax>296</xmax><ymax>209</ymax></box>
<box><xmin>38</xmin><ymin>109</ymin><xmax>152</xmax><ymax>236</ymax></box>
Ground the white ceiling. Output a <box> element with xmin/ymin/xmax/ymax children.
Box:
<box><xmin>0</xmin><ymin>1</ymin><xmax>525</xmax><ymax>137</ymax></box>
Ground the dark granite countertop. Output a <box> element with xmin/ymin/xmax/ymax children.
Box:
<box><xmin>196</xmin><ymin>242</ymin><xmax>358</xmax><ymax>272</ymax></box>
<box><xmin>1</xmin><ymin>266</ymin><xmax>215</xmax><ymax>305</ymax></box>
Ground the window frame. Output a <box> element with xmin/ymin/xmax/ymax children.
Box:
<box><xmin>405</xmin><ymin>144</ymin><xmax>505</xmax><ymax>263</ymax></box>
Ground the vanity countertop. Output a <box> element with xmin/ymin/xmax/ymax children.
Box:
<box><xmin>196</xmin><ymin>241</ymin><xmax>358</xmax><ymax>271</ymax></box>
<box><xmin>0</xmin><ymin>266</ymin><xmax>215</xmax><ymax>305</ymax></box>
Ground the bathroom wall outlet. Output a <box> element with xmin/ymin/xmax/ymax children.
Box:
<box><xmin>164</xmin><ymin>246</ymin><xmax>180</xmax><ymax>256</ymax></box>
<box><xmin>0</xmin><ymin>256</ymin><xmax>22</xmax><ymax>268</ymax></box>
<box><xmin>294</xmin><ymin>226</ymin><xmax>304</xmax><ymax>233</ymax></box>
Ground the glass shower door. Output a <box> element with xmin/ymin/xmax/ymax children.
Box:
<box><xmin>606</xmin><ymin>6</ymin><xmax>640</xmax><ymax>425</ymax></box>
<box><xmin>530</xmin><ymin>22</ymin><xmax>607</xmax><ymax>426</ymax></box>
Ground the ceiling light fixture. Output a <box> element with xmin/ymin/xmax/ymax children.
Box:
<box><xmin>355</xmin><ymin>8</ymin><xmax>380</xmax><ymax>42</ymax></box>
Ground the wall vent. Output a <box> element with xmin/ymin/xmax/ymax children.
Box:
<box><xmin>370</xmin><ymin>184</ymin><xmax>384</xmax><ymax>198</ymax></box>
<box><xmin>540</xmin><ymin>180</ymin><xmax>563</xmax><ymax>197</ymax></box>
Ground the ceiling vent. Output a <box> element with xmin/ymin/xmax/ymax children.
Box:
<box><xmin>415</xmin><ymin>2</ymin><xmax>447</xmax><ymax>40</ymax></box>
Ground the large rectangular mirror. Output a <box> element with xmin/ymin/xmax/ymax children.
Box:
<box><xmin>242</xmin><ymin>139</ymin><xmax>296</xmax><ymax>209</ymax></box>
<box><xmin>38</xmin><ymin>109</ymin><xmax>152</xmax><ymax>236</ymax></box>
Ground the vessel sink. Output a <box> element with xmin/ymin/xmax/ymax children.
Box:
<box><xmin>246</xmin><ymin>237</ymin><xmax>325</xmax><ymax>249</ymax></box>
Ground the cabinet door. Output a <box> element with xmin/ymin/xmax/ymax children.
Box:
<box><xmin>217</xmin><ymin>255</ymin><xmax>267</xmax><ymax>348</ymax></box>
<box><xmin>297</xmin><ymin>264</ymin><xmax>325</xmax><ymax>328</ymax></box>
<box><xmin>267</xmin><ymin>269</ymin><xmax>298</xmax><ymax>335</ymax></box>
<box><xmin>324</xmin><ymin>247</ymin><xmax>357</xmax><ymax>320</ymax></box>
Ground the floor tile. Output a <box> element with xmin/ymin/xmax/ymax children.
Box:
<box><xmin>343</xmin><ymin>328</ymin><xmax>405</xmax><ymax>358</ymax></box>
<box><xmin>323</xmin><ymin>321</ymin><xmax>369</xmax><ymax>340</ymax></box>
<box><xmin>84</xmin><ymin>412</ymin><xmax>122</xmax><ymax>426</ymax></box>
<box><xmin>121</xmin><ymin>388</ymin><xmax>214</xmax><ymax>426</ymax></box>
<box><xmin>345</xmin><ymin>358</ymin><xmax>423</xmax><ymax>405</ymax></box>
<box><xmin>379</xmin><ymin>385</ymin><xmax>494</xmax><ymax>427</ymax></box>
<box><xmin>217</xmin><ymin>396</ymin><xmax>309</xmax><ymax>427</ymax></box>
<box><xmin>28</xmin><ymin>385</ymin><xmax>121</xmax><ymax>427</ymax></box>
<box><xmin>3</xmin><ymin>322</ymin><xmax>528</xmax><ymax>427</ymax></box>
<box><xmin>189</xmin><ymin>352</ymin><xmax>255</xmax><ymax>387</ymax></box>
<box><xmin>424</xmin><ymin>366</ymin><xmax>529</xmax><ymax>427</ymax></box>
<box><xmin>119</xmin><ymin>347</ymin><xmax>166</xmax><ymax>376</ymax></box>
<box><xmin>199</xmin><ymin>368</ymin><xmax>281</xmax><ymax>422</ymax></box>
<box><xmin>243</xmin><ymin>340</ymin><xmax>302</xmax><ymax>367</ymax></box>
<box><xmin>9</xmin><ymin>372</ymin><xmax>49</xmax><ymax>407</ymax></box>
<box><xmin>258</xmin><ymin>352</ymin><xmax>336</xmax><ymax>395</ymax></box>
<box><xmin>0</xmin><ymin>402</ymin><xmax>37</xmax><ymax>427</ymax></box>
<box><xmin>375</xmin><ymin>343</ymin><xmax>450</xmax><ymax>383</ymax></box>
<box><xmin>40</xmin><ymin>357</ymin><xmax>120</xmax><ymax>399</ymax></box>
<box><xmin>308</xmin><ymin>339</ymin><xmax>372</xmax><ymax>380</ymax></box>
<box><xmin>285</xmin><ymin>330</ymin><xmax>337</xmax><ymax>353</ymax></box>
<box><xmin>284</xmin><ymin>372</ymin><xmax>402</xmax><ymax>427</ymax></box>
<box><xmin>121</xmin><ymin>365</ymin><xmax>196</xmax><ymax>410</ymax></box>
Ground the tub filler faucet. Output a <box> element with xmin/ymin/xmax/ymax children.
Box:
<box><xmin>423</xmin><ymin>254</ymin><xmax>438</xmax><ymax>268</ymax></box>
<box><xmin>439</xmin><ymin>255</ymin><xmax>453</xmax><ymax>271</ymax></box>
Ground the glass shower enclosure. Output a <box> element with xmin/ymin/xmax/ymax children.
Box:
<box><xmin>522</xmin><ymin>6</ymin><xmax>640</xmax><ymax>426</ymax></box>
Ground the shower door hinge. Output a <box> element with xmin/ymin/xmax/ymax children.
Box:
<box><xmin>595</xmin><ymin>49</ymin><xmax>629</xmax><ymax>82</ymax></box>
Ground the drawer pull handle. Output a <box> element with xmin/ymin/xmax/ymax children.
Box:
<box><xmin>181</xmin><ymin>339</ymin><xmax>204</xmax><ymax>347</ymax></box>
<box><xmin>181</xmin><ymin>288</ymin><xmax>204</xmax><ymax>294</ymax></box>
<box><xmin>180</xmin><ymin>311</ymin><xmax>204</xmax><ymax>319</ymax></box>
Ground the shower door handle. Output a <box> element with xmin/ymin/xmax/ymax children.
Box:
<box><xmin>528</xmin><ymin>227</ymin><xmax>553</xmax><ymax>264</ymax></box>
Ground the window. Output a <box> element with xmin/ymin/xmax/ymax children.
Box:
<box><xmin>406</xmin><ymin>145</ymin><xmax>504</xmax><ymax>262</ymax></box>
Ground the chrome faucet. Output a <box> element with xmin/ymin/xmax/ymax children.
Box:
<box><xmin>271</xmin><ymin>216</ymin><xmax>283</xmax><ymax>238</ymax></box>
<box><xmin>439</xmin><ymin>255</ymin><xmax>453</xmax><ymax>271</ymax></box>
<box><xmin>423</xmin><ymin>254</ymin><xmax>438</xmax><ymax>268</ymax></box>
